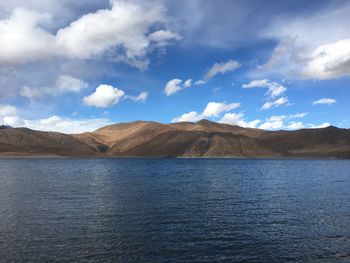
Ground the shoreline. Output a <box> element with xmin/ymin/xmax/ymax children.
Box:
<box><xmin>0</xmin><ymin>154</ymin><xmax>345</xmax><ymax>160</ymax></box>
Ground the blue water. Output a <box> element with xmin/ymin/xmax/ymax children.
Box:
<box><xmin>0</xmin><ymin>159</ymin><xmax>349</xmax><ymax>262</ymax></box>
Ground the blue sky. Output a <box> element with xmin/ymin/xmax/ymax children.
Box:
<box><xmin>0</xmin><ymin>0</ymin><xmax>349</xmax><ymax>133</ymax></box>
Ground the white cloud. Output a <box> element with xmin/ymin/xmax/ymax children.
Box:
<box><xmin>258</xmin><ymin>114</ymin><xmax>330</xmax><ymax>130</ymax></box>
<box><xmin>183</xmin><ymin>79</ymin><xmax>192</xmax><ymax>88</ymax></box>
<box><xmin>172</xmin><ymin>111</ymin><xmax>308</xmax><ymax>131</ymax></box>
<box><xmin>171</xmin><ymin>101</ymin><xmax>241</xmax><ymax>123</ymax></box>
<box><xmin>148</xmin><ymin>30</ymin><xmax>181</xmax><ymax>47</ymax></box>
<box><xmin>0</xmin><ymin>0</ymin><xmax>105</xmax><ymax>19</ymax></box>
<box><xmin>289</xmin><ymin>112</ymin><xmax>307</xmax><ymax>118</ymax></box>
<box><xmin>56</xmin><ymin>75</ymin><xmax>88</xmax><ymax>93</ymax></box>
<box><xmin>57</xmin><ymin>1</ymin><xmax>159</xmax><ymax>64</ymax></box>
<box><xmin>164</xmin><ymin>78</ymin><xmax>193</xmax><ymax>96</ymax></box>
<box><xmin>219</xmin><ymin>113</ymin><xmax>260</xmax><ymax>128</ymax></box>
<box><xmin>204</xmin><ymin>59</ymin><xmax>241</xmax><ymax>81</ymax></box>
<box><xmin>83</xmin><ymin>84</ymin><xmax>148</xmax><ymax>107</ymax></box>
<box><xmin>309</xmin><ymin>122</ymin><xmax>331</xmax><ymax>129</ymax></box>
<box><xmin>313</xmin><ymin>98</ymin><xmax>337</xmax><ymax>105</ymax></box>
<box><xmin>242</xmin><ymin>80</ymin><xmax>289</xmax><ymax>111</ymax></box>
<box><xmin>0</xmin><ymin>104</ymin><xmax>17</xmax><ymax>116</ymax></box>
<box><xmin>194</xmin><ymin>80</ymin><xmax>206</xmax><ymax>85</ymax></box>
<box><xmin>301</xmin><ymin>38</ymin><xmax>350</xmax><ymax>79</ymax></box>
<box><xmin>0</xmin><ymin>8</ymin><xmax>55</xmax><ymax>64</ymax></box>
<box><xmin>2</xmin><ymin>115</ymin><xmax>25</xmax><ymax>126</ymax></box>
<box><xmin>286</xmin><ymin>121</ymin><xmax>304</xmax><ymax>130</ymax></box>
<box><xmin>0</xmin><ymin>1</ymin><xmax>180</xmax><ymax>68</ymax></box>
<box><xmin>261</xmin><ymin>97</ymin><xmax>289</xmax><ymax>110</ymax></box>
<box><xmin>19</xmin><ymin>75</ymin><xmax>87</xmax><ymax>99</ymax></box>
<box><xmin>8</xmin><ymin>115</ymin><xmax>111</xmax><ymax>134</ymax></box>
<box><xmin>164</xmin><ymin>79</ymin><xmax>182</xmax><ymax>96</ymax></box>
<box><xmin>259</xmin><ymin>115</ymin><xmax>285</xmax><ymax>130</ymax></box>
<box><xmin>242</xmin><ymin>79</ymin><xmax>287</xmax><ymax>98</ymax></box>
<box><xmin>261</xmin><ymin>3</ymin><xmax>350</xmax><ymax>79</ymax></box>
<box><xmin>202</xmin><ymin>102</ymin><xmax>240</xmax><ymax>117</ymax></box>
<box><xmin>83</xmin><ymin>84</ymin><xmax>125</xmax><ymax>108</ymax></box>
<box><xmin>127</xmin><ymin>91</ymin><xmax>149</xmax><ymax>102</ymax></box>
<box><xmin>262</xmin><ymin>116</ymin><xmax>298</xmax><ymax>130</ymax></box>
<box><xmin>172</xmin><ymin>110</ymin><xmax>307</xmax><ymax>130</ymax></box>
<box><xmin>171</xmin><ymin>111</ymin><xmax>202</xmax><ymax>123</ymax></box>
<box><xmin>259</xmin><ymin>116</ymin><xmax>305</xmax><ymax>130</ymax></box>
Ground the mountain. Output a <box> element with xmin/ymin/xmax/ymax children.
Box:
<box><xmin>0</xmin><ymin>120</ymin><xmax>349</xmax><ymax>158</ymax></box>
<box><xmin>0</xmin><ymin>125</ymin><xmax>11</xmax><ymax>129</ymax></box>
<box><xmin>0</xmin><ymin>127</ymin><xmax>103</xmax><ymax>157</ymax></box>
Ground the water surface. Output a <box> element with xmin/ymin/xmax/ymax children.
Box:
<box><xmin>0</xmin><ymin>159</ymin><xmax>349</xmax><ymax>262</ymax></box>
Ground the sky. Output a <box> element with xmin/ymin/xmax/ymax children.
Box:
<box><xmin>0</xmin><ymin>0</ymin><xmax>349</xmax><ymax>133</ymax></box>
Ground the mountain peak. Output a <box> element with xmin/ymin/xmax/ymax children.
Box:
<box><xmin>325</xmin><ymin>125</ymin><xmax>339</xmax><ymax>129</ymax></box>
<box><xmin>197</xmin><ymin>119</ymin><xmax>215</xmax><ymax>124</ymax></box>
<box><xmin>0</xmin><ymin>125</ymin><xmax>11</xmax><ymax>129</ymax></box>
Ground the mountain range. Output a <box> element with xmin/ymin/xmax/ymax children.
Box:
<box><xmin>0</xmin><ymin>120</ymin><xmax>349</xmax><ymax>158</ymax></box>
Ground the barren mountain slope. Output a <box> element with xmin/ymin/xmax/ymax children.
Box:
<box><xmin>261</xmin><ymin>126</ymin><xmax>350</xmax><ymax>158</ymax></box>
<box><xmin>170</xmin><ymin>119</ymin><xmax>266</xmax><ymax>138</ymax></box>
<box><xmin>76</xmin><ymin>120</ymin><xmax>280</xmax><ymax>157</ymax></box>
<box><xmin>0</xmin><ymin>120</ymin><xmax>349</xmax><ymax>158</ymax></box>
<box><xmin>0</xmin><ymin>127</ymin><xmax>101</xmax><ymax>156</ymax></box>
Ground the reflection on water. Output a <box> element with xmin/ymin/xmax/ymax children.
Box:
<box><xmin>0</xmin><ymin>158</ymin><xmax>349</xmax><ymax>262</ymax></box>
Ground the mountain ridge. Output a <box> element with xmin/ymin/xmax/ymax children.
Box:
<box><xmin>0</xmin><ymin>120</ymin><xmax>349</xmax><ymax>158</ymax></box>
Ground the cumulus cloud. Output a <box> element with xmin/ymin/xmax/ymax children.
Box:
<box><xmin>19</xmin><ymin>75</ymin><xmax>88</xmax><ymax>99</ymax></box>
<box><xmin>148</xmin><ymin>30</ymin><xmax>182</xmax><ymax>47</ymax></box>
<box><xmin>83</xmin><ymin>84</ymin><xmax>125</xmax><ymax>108</ymax></box>
<box><xmin>259</xmin><ymin>115</ymin><xmax>285</xmax><ymax>130</ymax></box>
<box><xmin>0</xmin><ymin>8</ymin><xmax>55</xmax><ymax>64</ymax></box>
<box><xmin>312</xmin><ymin>98</ymin><xmax>337</xmax><ymax>105</ymax></box>
<box><xmin>171</xmin><ymin>111</ymin><xmax>202</xmax><ymax>123</ymax></box>
<box><xmin>171</xmin><ymin>101</ymin><xmax>241</xmax><ymax>123</ymax></box>
<box><xmin>55</xmin><ymin>1</ymin><xmax>172</xmax><ymax>67</ymax></box>
<box><xmin>261</xmin><ymin>97</ymin><xmax>289</xmax><ymax>110</ymax></box>
<box><xmin>164</xmin><ymin>79</ymin><xmax>182</xmax><ymax>96</ymax></box>
<box><xmin>2</xmin><ymin>115</ymin><xmax>111</xmax><ymax>133</ymax></box>
<box><xmin>2</xmin><ymin>115</ymin><xmax>24</xmax><ymax>126</ymax></box>
<box><xmin>258</xmin><ymin>114</ymin><xmax>328</xmax><ymax>130</ymax></box>
<box><xmin>203</xmin><ymin>59</ymin><xmax>241</xmax><ymax>81</ymax></box>
<box><xmin>127</xmin><ymin>91</ymin><xmax>149</xmax><ymax>102</ymax></box>
<box><xmin>83</xmin><ymin>83</ymin><xmax>149</xmax><ymax>107</ymax></box>
<box><xmin>259</xmin><ymin>115</ymin><xmax>305</xmax><ymax>130</ymax></box>
<box><xmin>172</xmin><ymin>110</ymin><xmax>261</xmax><ymax>128</ymax></box>
<box><xmin>242</xmin><ymin>79</ymin><xmax>287</xmax><ymax>98</ymax></box>
<box><xmin>56</xmin><ymin>75</ymin><xmax>88</xmax><ymax>93</ymax></box>
<box><xmin>0</xmin><ymin>1</ymin><xmax>180</xmax><ymax>69</ymax></box>
<box><xmin>164</xmin><ymin>78</ymin><xmax>193</xmax><ymax>96</ymax></box>
<box><xmin>202</xmin><ymin>102</ymin><xmax>240</xmax><ymax>117</ymax></box>
<box><xmin>301</xmin><ymin>38</ymin><xmax>350</xmax><ymax>79</ymax></box>
<box><xmin>286</xmin><ymin>121</ymin><xmax>304</xmax><ymax>130</ymax></box>
<box><xmin>261</xmin><ymin>3</ymin><xmax>350</xmax><ymax>79</ymax></box>
<box><xmin>309</xmin><ymin>122</ymin><xmax>331</xmax><ymax>128</ymax></box>
<box><xmin>242</xmin><ymin>79</ymin><xmax>289</xmax><ymax>110</ymax></box>
<box><xmin>172</xmin><ymin>110</ymin><xmax>308</xmax><ymax>130</ymax></box>
<box><xmin>219</xmin><ymin>113</ymin><xmax>260</xmax><ymax>128</ymax></box>
<box><xmin>184</xmin><ymin>79</ymin><xmax>192</xmax><ymax>88</ymax></box>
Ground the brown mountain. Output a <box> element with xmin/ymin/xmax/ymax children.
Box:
<box><xmin>0</xmin><ymin>120</ymin><xmax>349</xmax><ymax>158</ymax></box>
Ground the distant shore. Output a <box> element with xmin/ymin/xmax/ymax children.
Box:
<box><xmin>0</xmin><ymin>154</ymin><xmax>344</xmax><ymax>160</ymax></box>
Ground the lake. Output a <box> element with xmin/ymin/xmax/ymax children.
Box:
<box><xmin>0</xmin><ymin>158</ymin><xmax>349</xmax><ymax>262</ymax></box>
